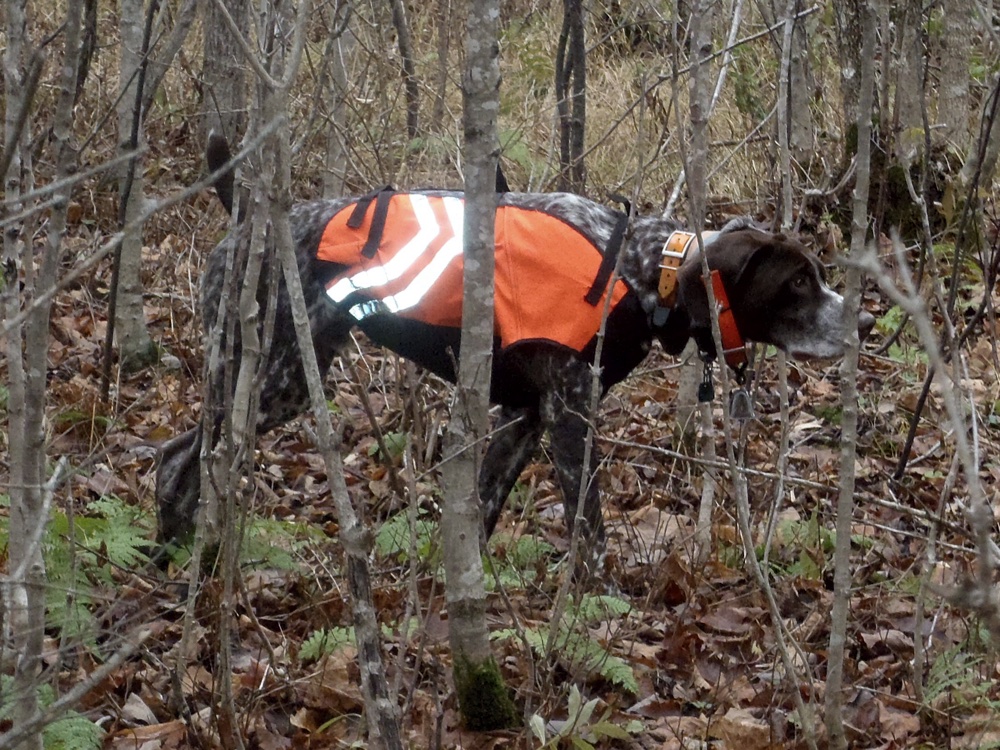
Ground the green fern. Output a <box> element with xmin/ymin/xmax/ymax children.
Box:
<box><xmin>374</xmin><ymin>510</ymin><xmax>439</xmax><ymax>565</ymax></box>
<box><xmin>485</xmin><ymin>533</ymin><xmax>557</xmax><ymax>590</ymax></box>
<box><xmin>242</xmin><ymin>517</ymin><xmax>325</xmax><ymax>571</ymax></box>
<box><xmin>1</xmin><ymin>495</ymin><xmax>149</xmax><ymax>645</ymax></box>
<box><xmin>42</xmin><ymin>713</ymin><xmax>104</xmax><ymax>750</ymax></box>
<box><xmin>299</xmin><ymin>626</ymin><xmax>355</xmax><ymax>663</ymax></box>
<box><xmin>572</xmin><ymin>594</ymin><xmax>632</xmax><ymax>623</ymax></box>
<box><xmin>0</xmin><ymin>678</ymin><xmax>104</xmax><ymax>750</ymax></box>
<box><xmin>494</xmin><ymin>624</ymin><xmax>638</xmax><ymax>694</ymax></box>
<box><xmin>165</xmin><ymin>515</ymin><xmax>326</xmax><ymax>572</ymax></box>
<box><xmin>491</xmin><ymin>591</ymin><xmax>637</xmax><ymax>694</ymax></box>
<box><xmin>38</xmin><ymin>495</ymin><xmax>151</xmax><ymax>645</ymax></box>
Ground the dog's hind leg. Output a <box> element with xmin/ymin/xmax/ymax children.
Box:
<box><xmin>154</xmin><ymin>270</ymin><xmax>350</xmax><ymax>546</ymax></box>
<box><xmin>479</xmin><ymin>405</ymin><xmax>544</xmax><ymax>539</ymax></box>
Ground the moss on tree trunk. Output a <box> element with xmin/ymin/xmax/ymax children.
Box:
<box><xmin>453</xmin><ymin>653</ymin><xmax>518</xmax><ymax>731</ymax></box>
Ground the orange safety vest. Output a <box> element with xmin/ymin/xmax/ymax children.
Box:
<box><xmin>316</xmin><ymin>192</ymin><xmax>630</xmax><ymax>354</ymax></box>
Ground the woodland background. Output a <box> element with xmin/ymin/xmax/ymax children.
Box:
<box><xmin>3</xmin><ymin>0</ymin><xmax>1000</xmax><ymax>748</ymax></box>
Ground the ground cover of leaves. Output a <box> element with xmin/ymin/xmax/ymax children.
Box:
<box><xmin>4</xmin><ymin>189</ymin><xmax>1000</xmax><ymax>750</ymax></box>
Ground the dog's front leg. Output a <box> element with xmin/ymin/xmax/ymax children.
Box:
<box><xmin>479</xmin><ymin>405</ymin><xmax>544</xmax><ymax>539</ymax></box>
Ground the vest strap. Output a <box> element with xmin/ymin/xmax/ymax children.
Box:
<box><xmin>346</xmin><ymin>185</ymin><xmax>395</xmax><ymax>259</ymax></box>
<box><xmin>585</xmin><ymin>210</ymin><xmax>629</xmax><ymax>306</ymax></box>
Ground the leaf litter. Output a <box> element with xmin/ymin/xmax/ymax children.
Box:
<box><xmin>3</xmin><ymin>204</ymin><xmax>1000</xmax><ymax>750</ymax></box>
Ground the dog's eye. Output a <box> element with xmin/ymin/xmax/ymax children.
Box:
<box><xmin>791</xmin><ymin>273</ymin><xmax>810</xmax><ymax>291</ymax></box>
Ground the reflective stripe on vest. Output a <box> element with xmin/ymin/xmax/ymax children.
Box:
<box><xmin>316</xmin><ymin>193</ymin><xmax>630</xmax><ymax>353</ymax></box>
<box><xmin>326</xmin><ymin>194</ymin><xmax>464</xmax><ymax>318</ymax></box>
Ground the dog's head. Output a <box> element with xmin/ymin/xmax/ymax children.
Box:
<box><xmin>665</xmin><ymin>229</ymin><xmax>875</xmax><ymax>361</ymax></box>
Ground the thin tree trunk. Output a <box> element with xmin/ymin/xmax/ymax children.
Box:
<box><xmin>388</xmin><ymin>0</ymin><xmax>419</xmax><ymax>139</ymax></box>
<box><xmin>762</xmin><ymin>0</ymin><xmax>815</xmax><ymax>173</ymax></box>
<box><xmin>833</xmin><ymin>0</ymin><xmax>863</xmax><ymax>165</ymax></box>
<box><xmin>959</xmin><ymin>74</ymin><xmax>1000</xmax><ymax>190</ymax></box>
<box><xmin>825</xmin><ymin>4</ymin><xmax>876</xmax><ymax>747</ymax></box>
<box><xmin>431</xmin><ymin>0</ymin><xmax>452</xmax><ymax>126</ymax></box>
<box><xmin>324</xmin><ymin>24</ymin><xmax>353</xmax><ymax>198</ymax></box>
<box><xmin>893</xmin><ymin>0</ymin><xmax>925</xmax><ymax>163</ymax></box>
<box><xmin>113</xmin><ymin>0</ymin><xmax>156</xmax><ymax>371</ymax></box>
<box><xmin>215</xmin><ymin>88</ymin><xmax>272</xmax><ymax>750</ymax></box>
<box><xmin>438</xmin><ymin>0</ymin><xmax>517</xmax><ymax>731</ymax></box>
<box><xmin>686</xmin><ymin>0</ymin><xmax>714</xmax><ymax>223</ymax></box>
<box><xmin>4</xmin><ymin>2</ymin><xmax>84</xmax><ymax>749</ymax></box>
<box><xmin>202</xmin><ymin>0</ymin><xmax>249</xmax><ymax>142</ymax></box>
<box><xmin>775</xmin><ymin>0</ymin><xmax>797</xmax><ymax>229</ymax></box>
<box><xmin>3</xmin><ymin>0</ymin><xmax>37</xmax><ymax>743</ymax></box>
<box><xmin>936</xmin><ymin>0</ymin><xmax>971</xmax><ymax>150</ymax></box>
<box><xmin>786</xmin><ymin>3</ymin><xmax>814</xmax><ymax>163</ymax></box>
<box><xmin>274</xmin><ymin>149</ymin><xmax>404</xmax><ymax>750</ymax></box>
<box><xmin>555</xmin><ymin>0</ymin><xmax>586</xmax><ymax>192</ymax></box>
<box><xmin>140</xmin><ymin>0</ymin><xmax>199</xmax><ymax>119</ymax></box>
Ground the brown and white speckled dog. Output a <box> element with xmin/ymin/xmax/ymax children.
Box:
<box><xmin>155</xmin><ymin>137</ymin><xmax>874</xmax><ymax>559</ymax></box>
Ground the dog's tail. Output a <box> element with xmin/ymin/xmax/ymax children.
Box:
<box><xmin>205</xmin><ymin>131</ymin><xmax>239</xmax><ymax>216</ymax></box>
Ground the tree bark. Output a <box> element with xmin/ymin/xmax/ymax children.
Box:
<box><xmin>959</xmin><ymin>72</ymin><xmax>1000</xmax><ymax>191</ymax></box>
<box><xmin>324</xmin><ymin>21</ymin><xmax>354</xmax><ymax>198</ymax></box>
<box><xmin>202</xmin><ymin>0</ymin><xmax>249</xmax><ymax>142</ymax></box>
<box><xmin>774</xmin><ymin>0</ymin><xmax>798</xmax><ymax>229</ymax></box>
<box><xmin>388</xmin><ymin>0</ymin><xmax>419</xmax><ymax>139</ymax></box>
<box><xmin>685</xmin><ymin>0</ymin><xmax>714</xmax><ymax>223</ymax></box>
<box><xmin>431</xmin><ymin>0</ymin><xmax>452</xmax><ymax>127</ymax></box>
<box><xmin>555</xmin><ymin>0</ymin><xmax>586</xmax><ymax>192</ymax></box>
<box><xmin>3</xmin><ymin>0</ymin><xmax>38</xmax><ymax>743</ymax></box>
<box><xmin>140</xmin><ymin>0</ymin><xmax>199</xmax><ymax>119</ymax></box>
<box><xmin>833</xmin><ymin>0</ymin><xmax>863</xmax><ymax>165</ymax></box>
<box><xmin>438</xmin><ymin>0</ymin><xmax>517</xmax><ymax>731</ymax></box>
<box><xmin>935</xmin><ymin>0</ymin><xmax>972</xmax><ymax>151</ymax></box>
<box><xmin>113</xmin><ymin>0</ymin><xmax>156</xmax><ymax>371</ymax></box>
<box><xmin>762</xmin><ymin>0</ymin><xmax>815</xmax><ymax>171</ymax></box>
<box><xmin>893</xmin><ymin>0</ymin><xmax>925</xmax><ymax>163</ymax></box>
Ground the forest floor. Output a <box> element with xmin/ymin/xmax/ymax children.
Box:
<box><xmin>5</xmin><ymin>156</ymin><xmax>1000</xmax><ymax>749</ymax></box>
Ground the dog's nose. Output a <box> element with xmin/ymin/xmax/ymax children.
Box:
<box><xmin>858</xmin><ymin>310</ymin><xmax>876</xmax><ymax>342</ymax></box>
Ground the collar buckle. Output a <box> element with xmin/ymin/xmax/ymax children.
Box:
<box><xmin>657</xmin><ymin>231</ymin><xmax>696</xmax><ymax>305</ymax></box>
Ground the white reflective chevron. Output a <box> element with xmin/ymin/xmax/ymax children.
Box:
<box><xmin>330</xmin><ymin>194</ymin><xmax>467</xmax><ymax>321</ymax></box>
<box><xmin>383</xmin><ymin>197</ymin><xmax>465</xmax><ymax>314</ymax></box>
<box><xmin>327</xmin><ymin>193</ymin><xmax>443</xmax><ymax>305</ymax></box>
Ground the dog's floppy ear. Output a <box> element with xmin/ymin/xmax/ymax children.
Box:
<box><xmin>674</xmin><ymin>229</ymin><xmax>773</xmax><ymax>351</ymax></box>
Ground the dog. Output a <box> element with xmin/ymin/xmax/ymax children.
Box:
<box><xmin>155</xmin><ymin>136</ymin><xmax>875</xmax><ymax>563</ymax></box>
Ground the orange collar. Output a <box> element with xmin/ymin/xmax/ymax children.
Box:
<box><xmin>657</xmin><ymin>230</ymin><xmax>747</xmax><ymax>372</ymax></box>
<box><xmin>708</xmin><ymin>268</ymin><xmax>749</xmax><ymax>373</ymax></box>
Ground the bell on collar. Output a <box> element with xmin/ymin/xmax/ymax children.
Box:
<box><xmin>729</xmin><ymin>387</ymin><xmax>755</xmax><ymax>421</ymax></box>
